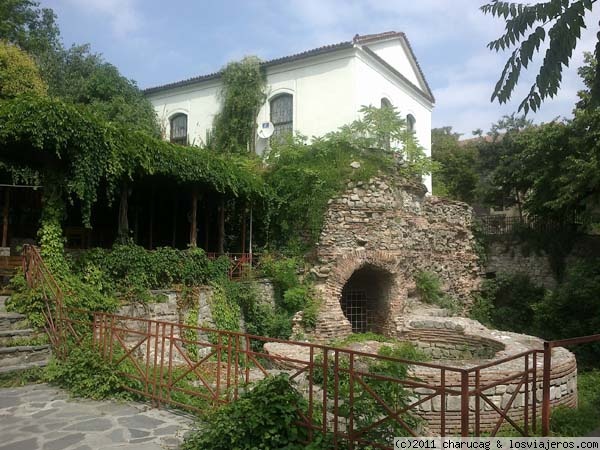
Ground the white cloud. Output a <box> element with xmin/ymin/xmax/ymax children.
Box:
<box><xmin>62</xmin><ymin>0</ymin><xmax>142</xmax><ymax>37</ymax></box>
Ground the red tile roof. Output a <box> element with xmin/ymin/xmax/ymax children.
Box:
<box><xmin>143</xmin><ymin>32</ymin><xmax>434</xmax><ymax>103</ymax></box>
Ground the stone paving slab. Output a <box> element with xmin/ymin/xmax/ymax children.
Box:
<box><xmin>0</xmin><ymin>384</ymin><xmax>195</xmax><ymax>449</ymax></box>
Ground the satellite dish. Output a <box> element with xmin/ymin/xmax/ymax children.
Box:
<box><xmin>257</xmin><ymin>121</ymin><xmax>274</xmax><ymax>139</ymax></box>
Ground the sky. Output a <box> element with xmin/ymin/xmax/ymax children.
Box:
<box><xmin>39</xmin><ymin>0</ymin><xmax>600</xmax><ymax>137</ymax></box>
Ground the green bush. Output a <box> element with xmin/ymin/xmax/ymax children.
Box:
<box><xmin>550</xmin><ymin>370</ymin><xmax>600</xmax><ymax>436</ymax></box>
<box><xmin>182</xmin><ymin>374</ymin><xmax>309</xmax><ymax>450</ymax></box>
<box><xmin>535</xmin><ymin>259</ymin><xmax>600</xmax><ymax>367</ymax></box>
<box><xmin>473</xmin><ymin>274</ymin><xmax>546</xmax><ymax>334</ymax></box>
<box><xmin>73</xmin><ymin>243</ymin><xmax>230</xmax><ymax>300</ymax></box>
<box><xmin>44</xmin><ymin>339</ymin><xmax>136</xmax><ymax>400</ymax></box>
<box><xmin>415</xmin><ymin>271</ymin><xmax>460</xmax><ymax>314</ymax></box>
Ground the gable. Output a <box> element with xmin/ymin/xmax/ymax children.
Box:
<box><xmin>356</xmin><ymin>33</ymin><xmax>434</xmax><ymax>103</ymax></box>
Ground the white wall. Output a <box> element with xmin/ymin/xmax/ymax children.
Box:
<box><xmin>148</xmin><ymin>50</ymin><xmax>357</xmax><ymax>153</ymax></box>
<box><xmin>365</xmin><ymin>38</ymin><xmax>423</xmax><ymax>89</ymax></box>
<box><xmin>354</xmin><ymin>49</ymin><xmax>433</xmax><ymax>193</ymax></box>
<box><xmin>147</xmin><ymin>41</ymin><xmax>433</xmax><ymax>191</ymax></box>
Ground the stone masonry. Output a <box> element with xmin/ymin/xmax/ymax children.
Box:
<box><xmin>311</xmin><ymin>173</ymin><xmax>482</xmax><ymax>341</ymax></box>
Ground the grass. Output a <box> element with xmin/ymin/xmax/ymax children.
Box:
<box><xmin>550</xmin><ymin>370</ymin><xmax>600</xmax><ymax>436</ymax></box>
<box><xmin>0</xmin><ymin>366</ymin><xmax>46</xmax><ymax>388</ymax></box>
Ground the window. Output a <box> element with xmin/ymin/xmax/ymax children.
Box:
<box><xmin>170</xmin><ymin>113</ymin><xmax>188</xmax><ymax>145</ymax></box>
<box><xmin>270</xmin><ymin>94</ymin><xmax>293</xmax><ymax>139</ymax></box>
<box><xmin>406</xmin><ymin>114</ymin><xmax>416</xmax><ymax>133</ymax></box>
<box><xmin>380</xmin><ymin>98</ymin><xmax>393</xmax><ymax>150</ymax></box>
<box><xmin>380</xmin><ymin>97</ymin><xmax>392</xmax><ymax>109</ymax></box>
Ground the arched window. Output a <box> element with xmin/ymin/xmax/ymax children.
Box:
<box><xmin>270</xmin><ymin>94</ymin><xmax>293</xmax><ymax>139</ymax></box>
<box><xmin>380</xmin><ymin>98</ymin><xmax>393</xmax><ymax>151</ymax></box>
<box><xmin>170</xmin><ymin>113</ymin><xmax>188</xmax><ymax>145</ymax></box>
<box><xmin>406</xmin><ymin>114</ymin><xmax>416</xmax><ymax>133</ymax></box>
<box><xmin>380</xmin><ymin>97</ymin><xmax>392</xmax><ymax>109</ymax></box>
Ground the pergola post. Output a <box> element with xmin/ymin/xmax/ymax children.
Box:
<box><xmin>189</xmin><ymin>188</ymin><xmax>198</xmax><ymax>248</ymax></box>
<box><xmin>2</xmin><ymin>188</ymin><xmax>9</xmax><ymax>248</ymax></box>
<box><xmin>217</xmin><ymin>196</ymin><xmax>225</xmax><ymax>255</ymax></box>
<box><xmin>117</xmin><ymin>180</ymin><xmax>129</xmax><ymax>242</ymax></box>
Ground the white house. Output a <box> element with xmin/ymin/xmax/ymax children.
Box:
<box><xmin>144</xmin><ymin>31</ymin><xmax>435</xmax><ymax>192</ymax></box>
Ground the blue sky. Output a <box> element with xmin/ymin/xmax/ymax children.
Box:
<box><xmin>40</xmin><ymin>0</ymin><xmax>600</xmax><ymax>137</ymax></box>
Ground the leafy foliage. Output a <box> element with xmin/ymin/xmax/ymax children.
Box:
<box><xmin>211</xmin><ymin>56</ymin><xmax>267</xmax><ymax>153</ymax></box>
<box><xmin>0</xmin><ymin>0</ymin><xmax>60</xmax><ymax>57</ymax></box>
<box><xmin>414</xmin><ymin>271</ymin><xmax>461</xmax><ymax>313</ymax></box>
<box><xmin>73</xmin><ymin>243</ymin><xmax>230</xmax><ymax>296</ymax></box>
<box><xmin>263</xmin><ymin>105</ymin><xmax>435</xmax><ymax>248</ymax></box>
<box><xmin>471</xmin><ymin>274</ymin><xmax>547</xmax><ymax>333</ymax></box>
<box><xmin>182</xmin><ymin>374</ymin><xmax>309</xmax><ymax>450</ymax></box>
<box><xmin>0</xmin><ymin>40</ymin><xmax>47</xmax><ymax>99</ymax></box>
<box><xmin>550</xmin><ymin>370</ymin><xmax>600</xmax><ymax>436</ymax></box>
<box><xmin>431</xmin><ymin>127</ymin><xmax>478</xmax><ymax>202</ymax></box>
<box><xmin>535</xmin><ymin>259</ymin><xmax>600</xmax><ymax>366</ymax></box>
<box><xmin>314</xmin><ymin>343</ymin><xmax>424</xmax><ymax>442</ymax></box>
<box><xmin>44</xmin><ymin>339</ymin><xmax>137</xmax><ymax>400</ymax></box>
<box><xmin>482</xmin><ymin>0</ymin><xmax>597</xmax><ymax>112</ymax></box>
<box><xmin>0</xmin><ymin>96</ymin><xmax>265</xmax><ymax>226</ymax></box>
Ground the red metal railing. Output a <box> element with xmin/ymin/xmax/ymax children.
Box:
<box><xmin>206</xmin><ymin>252</ymin><xmax>259</xmax><ymax>280</ymax></box>
<box><xmin>20</xmin><ymin>244</ymin><xmax>593</xmax><ymax>445</ymax></box>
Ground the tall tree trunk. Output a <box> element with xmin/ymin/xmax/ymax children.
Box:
<box><xmin>2</xmin><ymin>188</ymin><xmax>10</xmax><ymax>248</ymax></box>
<box><xmin>172</xmin><ymin>193</ymin><xmax>178</xmax><ymax>248</ymax></box>
<box><xmin>217</xmin><ymin>196</ymin><xmax>225</xmax><ymax>255</ymax></box>
<box><xmin>117</xmin><ymin>180</ymin><xmax>129</xmax><ymax>242</ymax></box>
<box><xmin>149</xmin><ymin>190</ymin><xmax>155</xmax><ymax>250</ymax></box>
<box><xmin>189</xmin><ymin>189</ymin><xmax>198</xmax><ymax>247</ymax></box>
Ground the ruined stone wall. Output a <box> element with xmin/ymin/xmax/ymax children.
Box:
<box><xmin>311</xmin><ymin>175</ymin><xmax>482</xmax><ymax>341</ymax></box>
<box><xmin>485</xmin><ymin>242</ymin><xmax>556</xmax><ymax>289</ymax></box>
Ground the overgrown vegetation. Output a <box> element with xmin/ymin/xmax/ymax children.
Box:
<box><xmin>470</xmin><ymin>260</ymin><xmax>600</xmax><ymax>368</ymax></box>
<box><xmin>44</xmin><ymin>338</ymin><xmax>139</xmax><ymax>400</ymax></box>
<box><xmin>550</xmin><ymin>370</ymin><xmax>600</xmax><ymax>436</ymax></box>
<box><xmin>210</xmin><ymin>56</ymin><xmax>267</xmax><ymax>153</ymax></box>
<box><xmin>263</xmin><ymin>105</ymin><xmax>436</xmax><ymax>248</ymax></box>
<box><xmin>182</xmin><ymin>374</ymin><xmax>310</xmax><ymax>450</ymax></box>
<box><xmin>415</xmin><ymin>270</ymin><xmax>460</xmax><ymax>314</ymax></box>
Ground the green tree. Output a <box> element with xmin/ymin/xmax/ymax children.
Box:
<box><xmin>0</xmin><ymin>0</ymin><xmax>158</xmax><ymax>134</ymax></box>
<box><xmin>0</xmin><ymin>40</ymin><xmax>47</xmax><ymax>99</ymax></box>
<box><xmin>211</xmin><ymin>56</ymin><xmax>267</xmax><ymax>153</ymax></box>
<box><xmin>482</xmin><ymin>0</ymin><xmax>599</xmax><ymax>112</ymax></box>
<box><xmin>0</xmin><ymin>0</ymin><xmax>60</xmax><ymax>56</ymax></box>
<box><xmin>475</xmin><ymin>114</ymin><xmax>533</xmax><ymax>214</ymax></box>
<box><xmin>431</xmin><ymin>127</ymin><xmax>479</xmax><ymax>202</ymax></box>
<box><xmin>44</xmin><ymin>44</ymin><xmax>159</xmax><ymax>134</ymax></box>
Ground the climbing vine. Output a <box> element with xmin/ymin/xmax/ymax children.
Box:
<box><xmin>211</xmin><ymin>56</ymin><xmax>267</xmax><ymax>153</ymax></box>
<box><xmin>0</xmin><ymin>96</ymin><xmax>265</xmax><ymax>227</ymax></box>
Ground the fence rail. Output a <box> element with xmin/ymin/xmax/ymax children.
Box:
<box><xmin>206</xmin><ymin>252</ymin><xmax>259</xmax><ymax>280</ymax></box>
<box><xmin>477</xmin><ymin>215</ymin><xmax>579</xmax><ymax>235</ymax></box>
<box><xmin>19</xmin><ymin>244</ymin><xmax>598</xmax><ymax>446</ymax></box>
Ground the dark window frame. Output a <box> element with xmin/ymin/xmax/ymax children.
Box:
<box><xmin>270</xmin><ymin>93</ymin><xmax>293</xmax><ymax>140</ymax></box>
<box><xmin>170</xmin><ymin>113</ymin><xmax>188</xmax><ymax>145</ymax></box>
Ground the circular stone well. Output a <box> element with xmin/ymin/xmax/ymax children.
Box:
<box><xmin>396</xmin><ymin>312</ymin><xmax>577</xmax><ymax>433</ymax></box>
<box><xmin>265</xmin><ymin>312</ymin><xmax>577</xmax><ymax>434</ymax></box>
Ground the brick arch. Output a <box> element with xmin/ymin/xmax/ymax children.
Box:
<box><xmin>321</xmin><ymin>250</ymin><xmax>407</xmax><ymax>337</ymax></box>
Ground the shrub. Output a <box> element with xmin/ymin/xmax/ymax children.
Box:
<box><xmin>44</xmin><ymin>339</ymin><xmax>136</xmax><ymax>400</ymax></box>
<box><xmin>469</xmin><ymin>274</ymin><xmax>546</xmax><ymax>334</ymax></box>
<box><xmin>182</xmin><ymin>374</ymin><xmax>309</xmax><ymax>450</ymax></box>
<box><xmin>415</xmin><ymin>270</ymin><xmax>460</xmax><ymax>314</ymax></box>
<box><xmin>535</xmin><ymin>259</ymin><xmax>600</xmax><ymax>367</ymax></box>
<box><xmin>550</xmin><ymin>370</ymin><xmax>600</xmax><ymax>436</ymax></box>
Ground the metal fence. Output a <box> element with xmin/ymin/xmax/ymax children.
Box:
<box><xmin>477</xmin><ymin>215</ymin><xmax>579</xmax><ymax>235</ymax></box>
<box><xmin>20</xmin><ymin>244</ymin><xmax>599</xmax><ymax>446</ymax></box>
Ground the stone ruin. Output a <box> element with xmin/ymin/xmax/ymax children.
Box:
<box><xmin>309</xmin><ymin>174</ymin><xmax>481</xmax><ymax>341</ymax></box>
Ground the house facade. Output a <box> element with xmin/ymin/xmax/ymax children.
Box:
<box><xmin>144</xmin><ymin>31</ymin><xmax>435</xmax><ymax>192</ymax></box>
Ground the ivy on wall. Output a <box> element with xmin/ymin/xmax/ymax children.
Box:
<box><xmin>211</xmin><ymin>56</ymin><xmax>267</xmax><ymax>154</ymax></box>
<box><xmin>0</xmin><ymin>96</ymin><xmax>266</xmax><ymax>227</ymax></box>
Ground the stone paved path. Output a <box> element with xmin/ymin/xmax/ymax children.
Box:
<box><xmin>0</xmin><ymin>384</ymin><xmax>195</xmax><ymax>450</ymax></box>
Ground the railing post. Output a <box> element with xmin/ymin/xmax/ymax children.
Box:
<box><xmin>461</xmin><ymin>370</ymin><xmax>470</xmax><ymax>437</ymax></box>
<box><xmin>542</xmin><ymin>342</ymin><xmax>552</xmax><ymax>436</ymax></box>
